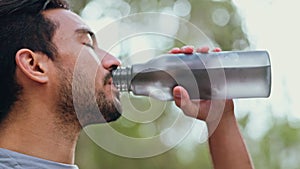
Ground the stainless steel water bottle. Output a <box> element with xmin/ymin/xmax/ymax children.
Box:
<box><xmin>112</xmin><ymin>50</ymin><xmax>271</xmax><ymax>101</ymax></box>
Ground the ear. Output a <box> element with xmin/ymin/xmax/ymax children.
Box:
<box><xmin>15</xmin><ymin>49</ymin><xmax>49</xmax><ymax>84</ymax></box>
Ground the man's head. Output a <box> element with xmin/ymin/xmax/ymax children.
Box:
<box><xmin>0</xmin><ymin>0</ymin><xmax>121</xmax><ymax>128</ymax></box>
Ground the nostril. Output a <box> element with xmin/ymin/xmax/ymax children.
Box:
<box><xmin>109</xmin><ymin>65</ymin><xmax>118</xmax><ymax>72</ymax></box>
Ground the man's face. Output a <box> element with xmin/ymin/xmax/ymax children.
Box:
<box><xmin>43</xmin><ymin>9</ymin><xmax>121</xmax><ymax>126</ymax></box>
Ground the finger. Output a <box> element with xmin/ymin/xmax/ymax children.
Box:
<box><xmin>212</xmin><ymin>47</ymin><xmax>222</xmax><ymax>52</ymax></box>
<box><xmin>181</xmin><ymin>46</ymin><xmax>194</xmax><ymax>54</ymax></box>
<box><xmin>168</xmin><ymin>47</ymin><xmax>182</xmax><ymax>54</ymax></box>
<box><xmin>196</xmin><ymin>46</ymin><xmax>210</xmax><ymax>53</ymax></box>
<box><xmin>173</xmin><ymin>86</ymin><xmax>199</xmax><ymax>118</ymax></box>
<box><xmin>173</xmin><ymin>86</ymin><xmax>189</xmax><ymax>107</ymax></box>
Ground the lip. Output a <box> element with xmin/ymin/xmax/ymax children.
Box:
<box><xmin>108</xmin><ymin>78</ymin><xmax>118</xmax><ymax>90</ymax></box>
<box><xmin>108</xmin><ymin>78</ymin><xmax>112</xmax><ymax>85</ymax></box>
<box><xmin>110</xmin><ymin>79</ymin><xmax>121</xmax><ymax>99</ymax></box>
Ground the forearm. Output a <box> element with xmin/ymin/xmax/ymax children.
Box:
<box><xmin>170</xmin><ymin>46</ymin><xmax>253</xmax><ymax>168</ymax></box>
<box><xmin>208</xmin><ymin>111</ymin><xmax>254</xmax><ymax>169</ymax></box>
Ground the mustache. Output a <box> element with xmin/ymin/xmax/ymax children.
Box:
<box><xmin>103</xmin><ymin>72</ymin><xmax>113</xmax><ymax>85</ymax></box>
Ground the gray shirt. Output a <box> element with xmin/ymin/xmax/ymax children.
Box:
<box><xmin>0</xmin><ymin>148</ymin><xmax>79</xmax><ymax>169</ymax></box>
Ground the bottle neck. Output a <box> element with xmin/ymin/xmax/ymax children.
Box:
<box><xmin>112</xmin><ymin>67</ymin><xmax>132</xmax><ymax>92</ymax></box>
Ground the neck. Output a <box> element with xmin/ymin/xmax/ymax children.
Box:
<box><xmin>0</xmin><ymin>106</ymin><xmax>81</xmax><ymax>164</ymax></box>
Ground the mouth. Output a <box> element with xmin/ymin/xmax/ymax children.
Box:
<box><xmin>106</xmin><ymin>77</ymin><xmax>117</xmax><ymax>89</ymax></box>
<box><xmin>107</xmin><ymin>75</ymin><xmax>120</xmax><ymax>91</ymax></box>
<box><xmin>108</xmin><ymin>78</ymin><xmax>113</xmax><ymax>85</ymax></box>
<box><xmin>104</xmin><ymin>72</ymin><xmax>113</xmax><ymax>85</ymax></box>
<box><xmin>103</xmin><ymin>72</ymin><xmax>120</xmax><ymax>95</ymax></box>
<box><xmin>109</xmin><ymin>79</ymin><xmax>118</xmax><ymax>91</ymax></box>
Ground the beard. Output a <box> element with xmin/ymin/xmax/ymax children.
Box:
<box><xmin>55</xmin><ymin>64</ymin><xmax>122</xmax><ymax>129</ymax></box>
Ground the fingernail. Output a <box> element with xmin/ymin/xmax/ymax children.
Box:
<box><xmin>174</xmin><ymin>91</ymin><xmax>182</xmax><ymax>98</ymax></box>
<box><xmin>174</xmin><ymin>94</ymin><xmax>181</xmax><ymax>98</ymax></box>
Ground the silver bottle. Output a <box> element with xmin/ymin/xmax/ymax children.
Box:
<box><xmin>112</xmin><ymin>50</ymin><xmax>271</xmax><ymax>101</ymax></box>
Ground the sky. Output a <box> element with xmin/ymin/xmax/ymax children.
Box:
<box><xmin>232</xmin><ymin>0</ymin><xmax>300</xmax><ymax>139</ymax></box>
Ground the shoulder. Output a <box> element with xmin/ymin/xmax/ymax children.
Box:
<box><xmin>0</xmin><ymin>148</ymin><xmax>79</xmax><ymax>169</ymax></box>
<box><xmin>0</xmin><ymin>148</ymin><xmax>22</xmax><ymax>169</ymax></box>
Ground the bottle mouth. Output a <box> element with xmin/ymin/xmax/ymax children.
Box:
<box><xmin>112</xmin><ymin>67</ymin><xmax>131</xmax><ymax>92</ymax></box>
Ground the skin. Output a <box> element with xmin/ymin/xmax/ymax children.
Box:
<box><xmin>171</xmin><ymin>46</ymin><xmax>254</xmax><ymax>169</ymax></box>
<box><xmin>0</xmin><ymin>8</ymin><xmax>253</xmax><ymax>169</ymax></box>
<box><xmin>0</xmin><ymin>9</ymin><xmax>121</xmax><ymax>164</ymax></box>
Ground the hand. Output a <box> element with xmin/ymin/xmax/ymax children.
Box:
<box><xmin>169</xmin><ymin>46</ymin><xmax>234</xmax><ymax>123</ymax></box>
<box><xmin>169</xmin><ymin>46</ymin><xmax>253</xmax><ymax>169</ymax></box>
<box><xmin>168</xmin><ymin>46</ymin><xmax>221</xmax><ymax>54</ymax></box>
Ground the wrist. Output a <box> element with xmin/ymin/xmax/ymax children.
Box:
<box><xmin>206</xmin><ymin>100</ymin><xmax>237</xmax><ymax>136</ymax></box>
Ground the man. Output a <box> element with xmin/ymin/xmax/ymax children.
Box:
<box><xmin>0</xmin><ymin>0</ymin><xmax>253</xmax><ymax>168</ymax></box>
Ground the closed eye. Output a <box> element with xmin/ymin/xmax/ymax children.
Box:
<box><xmin>83</xmin><ymin>42</ymin><xmax>95</xmax><ymax>49</ymax></box>
<box><xmin>75</xmin><ymin>28</ymin><xmax>97</xmax><ymax>50</ymax></box>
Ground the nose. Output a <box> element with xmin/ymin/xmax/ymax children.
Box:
<box><xmin>101</xmin><ymin>53</ymin><xmax>121</xmax><ymax>71</ymax></box>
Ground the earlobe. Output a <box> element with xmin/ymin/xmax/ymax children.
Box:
<box><xmin>15</xmin><ymin>49</ymin><xmax>49</xmax><ymax>84</ymax></box>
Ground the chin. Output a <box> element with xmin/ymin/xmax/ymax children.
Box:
<box><xmin>104</xmin><ymin>96</ymin><xmax>122</xmax><ymax>123</ymax></box>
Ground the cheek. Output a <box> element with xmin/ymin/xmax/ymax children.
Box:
<box><xmin>72</xmin><ymin>49</ymin><xmax>103</xmax><ymax>82</ymax></box>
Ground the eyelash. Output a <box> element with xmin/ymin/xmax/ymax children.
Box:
<box><xmin>83</xmin><ymin>42</ymin><xmax>95</xmax><ymax>50</ymax></box>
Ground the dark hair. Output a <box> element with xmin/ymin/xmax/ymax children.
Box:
<box><xmin>0</xmin><ymin>0</ymin><xmax>70</xmax><ymax>123</ymax></box>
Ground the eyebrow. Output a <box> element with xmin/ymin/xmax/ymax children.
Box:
<box><xmin>75</xmin><ymin>28</ymin><xmax>96</xmax><ymax>40</ymax></box>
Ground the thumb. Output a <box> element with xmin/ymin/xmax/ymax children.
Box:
<box><xmin>173</xmin><ymin>86</ymin><xmax>199</xmax><ymax>118</ymax></box>
<box><xmin>173</xmin><ymin>86</ymin><xmax>189</xmax><ymax>108</ymax></box>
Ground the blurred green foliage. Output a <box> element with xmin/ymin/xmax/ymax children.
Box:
<box><xmin>69</xmin><ymin>0</ymin><xmax>300</xmax><ymax>169</ymax></box>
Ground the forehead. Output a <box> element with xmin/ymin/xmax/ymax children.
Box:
<box><xmin>43</xmin><ymin>9</ymin><xmax>91</xmax><ymax>37</ymax></box>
